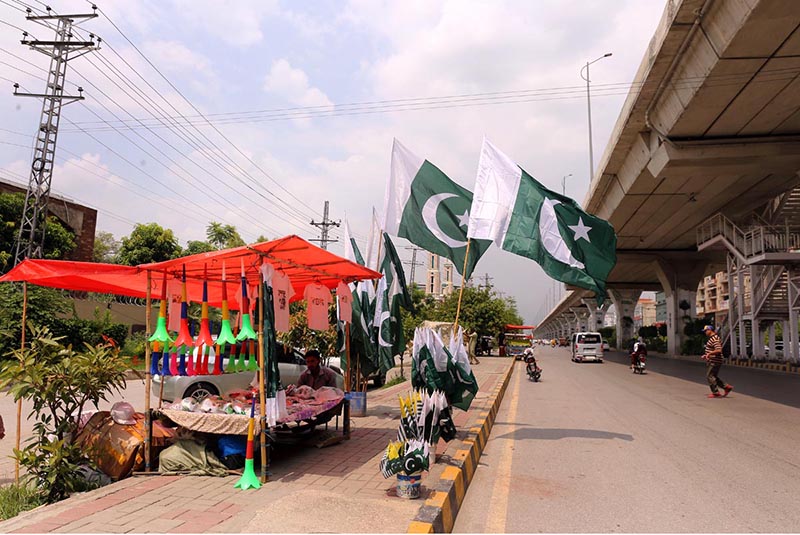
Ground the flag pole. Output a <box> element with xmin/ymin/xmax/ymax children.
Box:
<box><xmin>144</xmin><ymin>271</ymin><xmax>153</xmax><ymax>472</ymax></box>
<box><xmin>453</xmin><ymin>239</ymin><xmax>472</xmax><ymax>333</ymax></box>
<box><xmin>14</xmin><ymin>281</ymin><xmax>28</xmax><ymax>483</ymax></box>
<box><xmin>258</xmin><ymin>277</ymin><xmax>268</xmax><ymax>483</ymax></box>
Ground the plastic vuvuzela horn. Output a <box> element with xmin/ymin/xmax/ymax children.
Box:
<box><xmin>194</xmin><ymin>265</ymin><xmax>215</xmax><ymax>349</ymax></box>
<box><xmin>150</xmin><ymin>341</ymin><xmax>162</xmax><ymax>376</ymax></box>
<box><xmin>173</xmin><ymin>267</ymin><xmax>194</xmax><ymax>357</ymax></box>
<box><xmin>149</xmin><ymin>271</ymin><xmax>173</xmax><ymax>345</ymax></box>
<box><xmin>236</xmin><ymin>259</ymin><xmax>257</xmax><ymax>342</ymax></box>
<box><xmin>217</xmin><ymin>262</ymin><xmax>237</xmax><ymax>346</ymax></box>
<box><xmin>234</xmin><ymin>394</ymin><xmax>261</xmax><ymax>490</ymax></box>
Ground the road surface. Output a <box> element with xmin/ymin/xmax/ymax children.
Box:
<box><xmin>454</xmin><ymin>346</ymin><xmax>800</xmax><ymax>532</ymax></box>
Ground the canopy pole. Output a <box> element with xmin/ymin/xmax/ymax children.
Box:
<box><xmin>453</xmin><ymin>239</ymin><xmax>472</xmax><ymax>333</ymax></box>
<box><xmin>258</xmin><ymin>280</ymin><xmax>268</xmax><ymax>483</ymax></box>
<box><xmin>14</xmin><ymin>281</ymin><xmax>28</xmax><ymax>483</ymax></box>
<box><xmin>344</xmin><ymin>322</ymin><xmax>351</xmax><ymax>392</ymax></box>
<box><xmin>144</xmin><ymin>272</ymin><xmax>153</xmax><ymax>472</ymax></box>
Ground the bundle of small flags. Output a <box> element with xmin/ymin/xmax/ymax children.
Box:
<box><xmin>379</xmin><ymin>389</ymin><xmax>450</xmax><ymax>478</ymax></box>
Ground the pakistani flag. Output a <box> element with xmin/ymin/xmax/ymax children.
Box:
<box><xmin>374</xmin><ymin>233</ymin><xmax>413</xmax><ymax>372</ymax></box>
<box><xmin>343</xmin><ymin>219</ymin><xmax>365</xmax><ymax>266</ymax></box>
<box><xmin>383</xmin><ymin>139</ymin><xmax>491</xmax><ymax>281</ymax></box>
<box><xmin>467</xmin><ymin>138</ymin><xmax>616</xmax><ymax>300</ymax></box>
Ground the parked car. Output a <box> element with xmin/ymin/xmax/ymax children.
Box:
<box><xmin>153</xmin><ymin>345</ymin><xmax>345</xmax><ymax>402</ymax></box>
<box><xmin>571</xmin><ymin>332</ymin><xmax>604</xmax><ymax>362</ymax></box>
<box><xmin>602</xmin><ymin>339</ymin><xmax>610</xmax><ymax>352</ymax></box>
<box><xmin>765</xmin><ymin>341</ymin><xmax>784</xmax><ymax>358</ymax></box>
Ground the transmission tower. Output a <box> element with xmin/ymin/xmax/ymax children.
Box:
<box><xmin>13</xmin><ymin>5</ymin><xmax>99</xmax><ymax>265</ymax></box>
<box><xmin>480</xmin><ymin>272</ymin><xmax>494</xmax><ymax>290</ymax></box>
<box><xmin>403</xmin><ymin>245</ymin><xmax>424</xmax><ymax>287</ymax></box>
<box><xmin>309</xmin><ymin>200</ymin><xmax>340</xmax><ymax>250</ymax></box>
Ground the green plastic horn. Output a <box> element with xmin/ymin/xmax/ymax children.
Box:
<box><xmin>216</xmin><ymin>262</ymin><xmax>237</xmax><ymax>346</ymax></box>
<box><xmin>149</xmin><ymin>271</ymin><xmax>174</xmax><ymax>345</ymax></box>
<box><xmin>234</xmin><ymin>396</ymin><xmax>261</xmax><ymax>490</ymax></box>
<box><xmin>236</xmin><ymin>261</ymin><xmax>257</xmax><ymax>342</ymax></box>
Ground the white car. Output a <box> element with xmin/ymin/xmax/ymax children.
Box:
<box><xmin>602</xmin><ymin>339</ymin><xmax>610</xmax><ymax>352</ymax></box>
<box><xmin>152</xmin><ymin>346</ymin><xmax>344</xmax><ymax>402</ymax></box>
<box><xmin>571</xmin><ymin>332</ymin><xmax>604</xmax><ymax>362</ymax></box>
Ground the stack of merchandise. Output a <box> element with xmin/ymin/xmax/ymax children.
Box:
<box><xmin>411</xmin><ymin>326</ymin><xmax>479</xmax><ymax>411</ymax></box>
<box><xmin>379</xmin><ymin>389</ymin><xmax>453</xmax><ymax>479</ymax></box>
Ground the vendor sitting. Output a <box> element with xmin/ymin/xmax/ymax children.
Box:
<box><xmin>297</xmin><ymin>349</ymin><xmax>337</xmax><ymax>389</ymax></box>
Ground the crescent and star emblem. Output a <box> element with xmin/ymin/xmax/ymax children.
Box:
<box><xmin>421</xmin><ymin>193</ymin><xmax>469</xmax><ymax>248</ymax></box>
<box><xmin>539</xmin><ymin>197</ymin><xmax>588</xmax><ymax>269</ymax></box>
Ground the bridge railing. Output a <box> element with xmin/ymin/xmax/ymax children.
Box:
<box><xmin>697</xmin><ymin>213</ymin><xmax>800</xmax><ymax>259</ymax></box>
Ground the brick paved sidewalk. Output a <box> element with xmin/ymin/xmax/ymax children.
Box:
<box><xmin>0</xmin><ymin>358</ymin><xmax>512</xmax><ymax>533</ymax></box>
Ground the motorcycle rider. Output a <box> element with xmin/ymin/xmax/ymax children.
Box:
<box><xmin>630</xmin><ymin>337</ymin><xmax>647</xmax><ymax>369</ymax></box>
<box><xmin>524</xmin><ymin>347</ymin><xmax>540</xmax><ymax>374</ymax></box>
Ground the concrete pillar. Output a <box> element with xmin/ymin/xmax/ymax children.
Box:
<box><xmin>768</xmin><ymin>322</ymin><xmax>776</xmax><ymax>361</ymax></box>
<box><xmin>736</xmin><ymin>268</ymin><xmax>747</xmax><ymax>361</ymax></box>
<box><xmin>609</xmin><ymin>289</ymin><xmax>642</xmax><ymax>350</ymax></box>
<box><xmin>582</xmin><ymin>298</ymin><xmax>610</xmax><ymax>331</ymax></box>
<box><xmin>655</xmin><ymin>259</ymin><xmax>706</xmax><ymax>357</ymax></box>
<box><xmin>571</xmin><ymin>307</ymin><xmax>590</xmax><ymax>333</ymax></box>
<box><xmin>752</xmin><ymin>321</ymin><xmax>765</xmax><ymax>360</ymax></box>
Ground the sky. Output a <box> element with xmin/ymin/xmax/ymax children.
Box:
<box><xmin>0</xmin><ymin>0</ymin><xmax>668</xmax><ymax>325</ymax></box>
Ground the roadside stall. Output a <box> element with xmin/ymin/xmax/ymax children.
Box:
<box><xmin>1</xmin><ymin>235</ymin><xmax>381</xmax><ymax>483</ymax></box>
<box><xmin>504</xmin><ymin>324</ymin><xmax>535</xmax><ymax>360</ymax></box>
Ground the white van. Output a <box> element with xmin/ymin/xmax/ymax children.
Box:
<box><xmin>571</xmin><ymin>332</ymin><xmax>604</xmax><ymax>363</ymax></box>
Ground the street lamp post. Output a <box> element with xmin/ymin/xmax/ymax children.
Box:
<box><xmin>580</xmin><ymin>52</ymin><xmax>612</xmax><ymax>185</ymax></box>
<box><xmin>561</xmin><ymin>173</ymin><xmax>573</xmax><ymax>196</ymax></box>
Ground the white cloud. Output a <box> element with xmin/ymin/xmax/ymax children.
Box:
<box><xmin>174</xmin><ymin>0</ymin><xmax>280</xmax><ymax>47</ymax></box>
<box><xmin>263</xmin><ymin>59</ymin><xmax>333</xmax><ymax>108</ymax></box>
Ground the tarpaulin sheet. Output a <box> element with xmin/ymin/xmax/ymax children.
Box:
<box><xmin>505</xmin><ymin>324</ymin><xmax>537</xmax><ymax>330</ymax></box>
<box><xmin>0</xmin><ymin>235</ymin><xmax>381</xmax><ymax>307</ymax></box>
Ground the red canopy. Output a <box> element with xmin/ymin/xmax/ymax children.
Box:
<box><xmin>0</xmin><ymin>235</ymin><xmax>381</xmax><ymax>307</ymax></box>
<box><xmin>505</xmin><ymin>324</ymin><xmax>536</xmax><ymax>330</ymax></box>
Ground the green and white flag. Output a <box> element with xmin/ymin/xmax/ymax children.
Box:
<box><xmin>374</xmin><ymin>233</ymin><xmax>413</xmax><ymax>372</ymax></box>
<box><xmin>383</xmin><ymin>139</ymin><xmax>491</xmax><ymax>281</ymax></box>
<box><xmin>343</xmin><ymin>219</ymin><xmax>365</xmax><ymax>266</ymax></box>
<box><xmin>467</xmin><ymin>138</ymin><xmax>616</xmax><ymax>299</ymax></box>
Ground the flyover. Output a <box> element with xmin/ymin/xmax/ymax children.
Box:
<box><xmin>535</xmin><ymin>0</ymin><xmax>800</xmax><ymax>357</ymax></box>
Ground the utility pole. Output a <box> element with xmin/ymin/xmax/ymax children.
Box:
<box><xmin>13</xmin><ymin>5</ymin><xmax>99</xmax><ymax>265</ymax></box>
<box><xmin>480</xmin><ymin>273</ymin><xmax>494</xmax><ymax>290</ymax></box>
<box><xmin>309</xmin><ymin>200</ymin><xmax>340</xmax><ymax>250</ymax></box>
<box><xmin>403</xmin><ymin>245</ymin><xmax>424</xmax><ymax>287</ymax></box>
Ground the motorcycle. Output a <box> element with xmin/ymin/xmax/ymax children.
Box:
<box><xmin>525</xmin><ymin>356</ymin><xmax>542</xmax><ymax>382</ymax></box>
<box><xmin>631</xmin><ymin>354</ymin><xmax>646</xmax><ymax>374</ymax></box>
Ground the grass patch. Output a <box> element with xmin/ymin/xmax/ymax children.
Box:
<box><xmin>381</xmin><ymin>375</ymin><xmax>408</xmax><ymax>389</ymax></box>
<box><xmin>122</xmin><ymin>355</ymin><xmax>146</xmax><ymax>371</ymax></box>
<box><xmin>0</xmin><ymin>483</ymin><xmax>43</xmax><ymax>521</ymax></box>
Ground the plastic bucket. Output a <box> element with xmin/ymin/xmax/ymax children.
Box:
<box><xmin>396</xmin><ymin>472</ymin><xmax>422</xmax><ymax>499</ymax></box>
<box><xmin>345</xmin><ymin>391</ymin><xmax>367</xmax><ymax>417</ymax></box>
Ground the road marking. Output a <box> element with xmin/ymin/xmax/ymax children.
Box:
<box><xmin>484</xmin><ymin>363</ymin><xmax>522</xmax><ymax>533</ymax></box>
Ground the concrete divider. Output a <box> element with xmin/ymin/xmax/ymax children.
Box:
<box><xmin>408</xmin><ymin>359</ymin><xmax>516</xmax><ymax>533</ymax></box>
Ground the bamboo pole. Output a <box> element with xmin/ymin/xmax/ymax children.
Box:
<box><xmin>258</xmin><ymin>279</ymin><xmax>268</xmax><ymax>483</ymax></box>
<box><xmin>14</xmin><ymin>281</ymin><xmax>28</xmax><ymax>483</ymax></box>
<box><xmin>144</xmin><ymin>272</ymin><xmax>153</xmax><ymax>472</ymax></box>
<box><xmin>453</xmin><ymin>239</ymin><xmax>472</xmax><ymax>333</ymax></box>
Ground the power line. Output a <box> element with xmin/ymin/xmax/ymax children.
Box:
<box><xmin>90</xmin><ymin>3</ymin><xmax>324</xmax><ymax>219</ymax></box>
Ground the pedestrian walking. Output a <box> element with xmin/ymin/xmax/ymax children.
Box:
<box><xmin>702</xmin><ymin>325</ymin><xmax>733</xmax><ymax>398</ymax></box>
<box><xmin>467</xmin><ymin>330</ymin><xmax>480</xmax><ymax>365</ymax></box>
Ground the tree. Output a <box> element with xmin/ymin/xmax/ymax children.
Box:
<box><xmin>116</xmin><ymin>222</ymin><xmax>181</xmax><ymax>266</ymax></box>
<box><xmin>0</xmin><ymin>192</ymin><xmax>76</xmax><ymax>273</ymax></box>
<box><xmin>0</xmin><ymin>284</ymin><xmax>71</xmax><ymax>359</ymax></box>
<box><xmin>428</xmin><ymin>286</ymin><xmax>523</xmax><ymax>340</ymax></box>
<box><xmin>206</xmin><ymin>221</ymin><xmax>245</xmax><ymax>250</ymax></box>
<box><xmin>0</xmin><ymin>325</ymin><xmax>127</xmax><ymax>503</ymax></box>
<box><xmin>92</xmin><ymin>231</ymin><xmax>119</xmax><ymax>263</ymax></box>
<box><xmin>183</xmin><ymin>240</ymin><xmax>216</xmax><ymax>256</ymax></box>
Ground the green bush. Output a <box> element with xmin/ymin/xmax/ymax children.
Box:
<box><xmin>49</xmin><ymin>308</ymin><xmax>128</xmax><ymax>350</ymax></box>
<box><xmin>0</xmin><ymin>482</ymin><xmax>43</xmax><ymax>520</ymax></box>
<box><xmin>0</xmin><ymin>325</ymin><xmax>127</xmax><ymax>503</ymax></box>
<box><xmin>121</xmin><ymin>330</ymin><xmax>147</xmax><ymax>360</ymax></box>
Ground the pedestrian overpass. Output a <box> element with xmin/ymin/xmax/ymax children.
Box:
<box><xmin>535</xmin><ymin>0</ymin><xmax>800</xmax><ymax>362</ymax></box>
